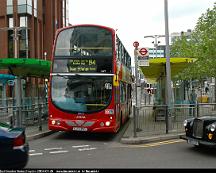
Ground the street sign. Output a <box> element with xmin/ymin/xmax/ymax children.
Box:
<box><xmin>133</xmin><ymin>41</ymin><xmax>139</xmax><ymax>48</ymax></box>
<box><xmin>138</xmin><ymin>47</ymin><xmax>149</xmax><ymax>57</ymax></box>
<box><xmin>138</xmin><ymin>60</ymin><xmax>149</xmax><ymax>66</ymax></box>
<box><xmin>7</xmin><ymin>80</ymin><xmax>14</xmax><ymax>86</ymax></box>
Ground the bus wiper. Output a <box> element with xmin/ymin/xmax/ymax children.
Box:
<box><xmin>74</xmin><ymin>73</ymin><xmax>81</xmax><ymax>77</ymax></box>
<box><xmin>56</xmin><ymin>73</ymin><xmax>69</xmax><ymax>79</ymax></box>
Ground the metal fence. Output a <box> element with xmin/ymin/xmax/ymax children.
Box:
<box><xmin>0</xmin><ymin>97</ymin><xmax>48</xmax><ymax>130</ymax></box>
<box><xmin>130</xmin><ymin>103</ymin><xmax>216</xmax><ymax>138</ymax></box>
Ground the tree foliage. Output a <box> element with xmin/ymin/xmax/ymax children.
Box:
<box><xmin>171</xmin><ymin>2</ymin><xmax>216</xmax><ymax>81</ymax></box>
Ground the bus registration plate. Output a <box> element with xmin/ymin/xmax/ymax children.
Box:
<box><xmin>73</xmin><ymin>127</ymin><xmax>88</xmax><ymax>132</ymax></box>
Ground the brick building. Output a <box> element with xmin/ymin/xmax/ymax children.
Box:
<box><xmin>0</xmin><ymin>0</ymin><xmax>69</xmax><ymax>97</ymax></box>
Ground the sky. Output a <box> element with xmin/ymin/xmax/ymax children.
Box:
<box><xmin>68</xmin><ymin>0</ymin><xmax>215</xmax><ymax>58</ymax></box>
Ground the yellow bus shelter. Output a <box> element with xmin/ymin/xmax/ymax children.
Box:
<box><xmin>139</xmin><ymin>57</ymin><xmax>195</xmax><ymax>84</ymax></box>
<box><xmin>139</xmin><ymin>57</ymin><xmax>195</xmax><ymax>105</ymax></box>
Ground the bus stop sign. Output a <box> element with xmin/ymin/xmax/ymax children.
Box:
<box><xmin>138</xmin><ymin>47</ymin><xmax>149</xmax><ymax>57</ymax></box>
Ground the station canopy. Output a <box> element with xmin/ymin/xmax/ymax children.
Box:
<box><xmin>139</xmin><ymin>57</ymin><xmax>196</xmax><ymax>83</ymax></box>
<box><xmin>0</xmin><ymin>58</ymin><xmax>51</xmax><ymax>78</ymax></box>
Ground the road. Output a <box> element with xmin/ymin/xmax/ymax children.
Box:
<box><xmin>26</xmin><ymin>128</ymin><xmax>216</xmax><ymax>169</ymax></box>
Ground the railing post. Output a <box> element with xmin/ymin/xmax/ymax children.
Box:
<box><xmin>38</xmin><ymin>102</ymin><xmax>42</xmax><ymax>131</ymax></box>
<box><xmin>133</xmin><ymin>105</ymin><xmax>137</xmax><ymax>138</ymax></box>
<box><xmin>196</xmin><ymin>102</ymin><xmax>199</xmax><ymax>118</ymax></box>
<box><xmin>165</xmin><ymin>105</ymin><xmax>169</xmax><ymax>134</ymax></box>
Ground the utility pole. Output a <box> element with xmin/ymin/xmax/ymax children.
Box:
<box><xmin>144</xmin><ymin>35</ymin><xmax>165</xmax><ymax>58</ymax></box>
<box><xmin>164</xmin><ymin>0</ymin><xmax>172</xmax><ymax>132</ymax></box>
<box><xmin>133</xmin><ymin>41</ymin><xmax>140</xmax><ymax>137</ymax></box>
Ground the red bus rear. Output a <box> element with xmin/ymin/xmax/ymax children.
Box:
<box><xmin>48</xmin><ymin>24</ymin><xmax>132</xmax><ymax>133</ymax></box>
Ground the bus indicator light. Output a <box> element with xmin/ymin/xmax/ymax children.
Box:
<box><xmin>105</xmin><ymin>109</ymin><xmax>114</xmax><ymax>115</ymax></box>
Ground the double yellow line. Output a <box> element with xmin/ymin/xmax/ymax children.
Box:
<box><xmin>119</xmin><ymin>139</ymin><xmax>184</xmax><ymax>148</ymax></box>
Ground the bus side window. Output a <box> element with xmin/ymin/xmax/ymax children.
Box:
<box><xmin>120</xmin><ymin>82</ymin><xmax>126</xmax><ymax>104</ymax></box>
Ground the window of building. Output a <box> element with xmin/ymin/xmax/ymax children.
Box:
<box><xmin>7</xmin><ymin>0</ymin><xmax>13</xmax><ymax>5</ymax></box>
<box><xmin>7</xmin><ymin>0</ymin><xmax>13</xmax><ymax>15</ymax></box>
<box><xmin>62</xmin><ymin>0</ymin><xmax>69</xmax><ymax>27</ymax></box>
<box><xmin>9</xmin><ymin>18</ymin><xmax>14</xmax><ymax>28</ymax></box>
<box><xmin>8</xmin><ymin>18</ymin><xmax>14</xmax><ymax>58</ymax></box>
<box><xmin>17</xmin><ymin>0</ymin><xmax>32</xmax><ymax>15</ymax></box>
<box><xmin>34</xmin><ymin>0</ymin><xmax>37</xmax><ymax>17</ymax></box>
<box><xmin>62</xmin><ymin>0</ymin><xmax>65</xmax><ymax>27</ymax></box>
<box><xmin>19</xmin><ymin>16</ymin><xmax>29</xmax><ymax>58</ymax></box>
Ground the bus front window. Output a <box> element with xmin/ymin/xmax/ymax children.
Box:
<box><xmin>51</xmin><ymin>76</ymin><xmax>112</xmax><ymax>113</ymax></box>
<box><xmin>55</xmin><ymin>26</ymin><xmax>113</xmax><ymax>57</ymax></box>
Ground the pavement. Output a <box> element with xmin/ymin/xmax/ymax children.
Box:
<box><xmin>25</xmin><ymin>118</ymin><xmax>184</xmax><ymax>144</ymax></box>
<box><xmin>120</xmin><ymin>118</ymin><xmax>184</xmax><ymax>144</ymax></box>
<box><xmin>25</xmin><ymin>121</ymin><xmax>56</xmax><ymax>141</ymax></box>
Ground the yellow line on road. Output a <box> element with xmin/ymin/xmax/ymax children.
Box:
<box><xmin>119</xmin><ymin>139</ymin><xmax>184</xmax><ymax>148</ymax></box>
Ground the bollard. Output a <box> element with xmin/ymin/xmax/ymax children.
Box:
<box><xmin>133</xmin><ymin>105</ymin><xmax>137</xmax><ymax>138</ymax></box>
<box><xmin>38</xmin><ymin>103</ymin><xmax>42</xmax><ymax>131</ymax></box>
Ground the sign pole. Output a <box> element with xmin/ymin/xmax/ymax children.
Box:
<box><xmin>133</xmin><ymin>41</ymin><xmax>139</xmax><ymax>138</ymax></box>
<box><xmin>164</xmin><ymin>0</ymin><xmax>172</xmax><ymax>133</ymax></box>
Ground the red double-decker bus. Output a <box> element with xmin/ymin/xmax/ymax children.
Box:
<box><xmin>48</xmin><ymin>24</ymin><xmax>132</xmax><ymax>133</ymax></box>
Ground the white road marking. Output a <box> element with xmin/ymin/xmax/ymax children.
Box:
<box><xmin>78</xmin><ymin>147</ymin><xmax>97</xmax><ymax>151</ymax></box>
<box><xmin>49</xmin><ymin>150</ymin><xmax>69</xmax><ymax>154</ymax></box>
<box><xmin>29</xmin><ymin>153</ymin><xmax>43</xmax><ymax>156</ymax></box>
<box><xmin>29</xmin><ymin>150</ymin><xmax>35</xmax><ymax>153</ymax></box>
<box><xmin>72</xmin><ymin>145</ymin><xmax>90</xmax><ymax>148</ymax></box>
<box><xmin>44</xmin><ymin>147</ymin><xmax>63</xmax><ymax>151</ymax></box>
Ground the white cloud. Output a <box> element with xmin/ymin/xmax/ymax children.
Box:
<box><xmin>68</xmin><ymin>0</ymin><xmax>215</xmax><ymax>60</ymax></box>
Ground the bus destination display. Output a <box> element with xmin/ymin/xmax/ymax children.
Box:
<box><xmin>68</xmin><ymin>59</ymin><xmax>97</xmax><ymax>72</ymax></box>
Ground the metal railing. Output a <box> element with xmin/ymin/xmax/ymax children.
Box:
<box><xmin>131</xmin><ymin>103</ymin><xmax>216</xmax><ymax>138</ymax></box>
<box><xmin>0</xmin><ymin>97</ymin><xmax>48</xmax><ymax>131</ymax></box>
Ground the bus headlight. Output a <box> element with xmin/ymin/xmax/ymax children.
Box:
<box><xmin>105</xmin><ymin>121</ymin><xmax>111</xmax><ymax>126</ymax></box>
<box><xmin>210</xmin><ymin>124</ymin><xmax>216</xmax><ymax>132</ymax></box>
<box><xmin>52</xmin><ymin>120</ymin><xmax>56</xmax><ymax>125</ymax></box>
<box><xmin>183</xmin><ymin>120</ymin><xmax>187</xmax><ymax>127</ymax></box>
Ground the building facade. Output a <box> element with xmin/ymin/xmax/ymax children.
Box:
<box><xmin>0</xmin><ymin>0</ymin><xmax>69</xmax><ymax>97</ymax></box>
<box><xmin>171</xmin><ymin>29</ymin><xmax>192</xmax><ymax>44</ymax></box>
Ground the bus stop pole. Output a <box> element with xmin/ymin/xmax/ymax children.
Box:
<box><xmin>133</xmin><ymin>47</ymin><xmax>139</xmax><ymax>138</ymax></box>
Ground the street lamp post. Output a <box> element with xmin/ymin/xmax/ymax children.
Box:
<box><xmin>0</xmin><ymin>27</ymin><xmax>27</xmax><ymax>127</ymax></box>
<box><xmin>144</xmin><ymin>35</ymin><xmax>165</xmax><ymax>58</ymax></box>
<box><xmin>164</xmin><ymin>0</ymin><xmax>172</xmax><ymax>133</ymax></box>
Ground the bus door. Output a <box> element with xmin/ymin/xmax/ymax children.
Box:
<box><xmin>114</xmin><ymin>85</ymin><xmax>120</xmax><ymax>125</ymax></box>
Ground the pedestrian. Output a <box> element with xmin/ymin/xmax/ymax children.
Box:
<box><xmin>189</xmin><ymin>88</ymin><xmax>197</xmax><ymax>116</ymax></box>
<box><xmin>205</xmin><ymin>85</ymin><xmax>209</xmax><ymax>94</ymax></box>
<box><xmin>147</xmin><ymin>88</ymin><xmax>151</xmax><ymax>95</ymax></box>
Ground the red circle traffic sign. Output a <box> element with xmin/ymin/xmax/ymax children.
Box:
<box><xmin>139</xmin><ymin>48</ymin><xmax>148</xmax><ymax>56</ymax></box>
<box><xmin>133</xmin><ymin>41</ymin><xmax>139</xmax><ymax>48</ymax></box>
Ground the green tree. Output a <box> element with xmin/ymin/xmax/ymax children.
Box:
<box><xmin>171</xmin><ymin>2</ymin><xmax>216</xmax><ymax>81</ymax></box>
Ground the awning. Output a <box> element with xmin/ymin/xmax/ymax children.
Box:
<box><xmin>0</xmin><ymin>58</ymin><xmax>51</xmax><ymax>78</ymax></box>
<box><xmin>139</xmin><ymin>57</ymin><xmax>196</xmax><ymax>83</ymax></box>
<box><xmin>0</xmin><ymin>74</ymin><xmax>15</xmax><ymax>80</ymax></box>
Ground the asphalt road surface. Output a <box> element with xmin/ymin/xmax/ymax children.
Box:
<box><xmin>26</xmin><ymin>127</ymin><xmax>216</xmax><ymax>169</ymax></box>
